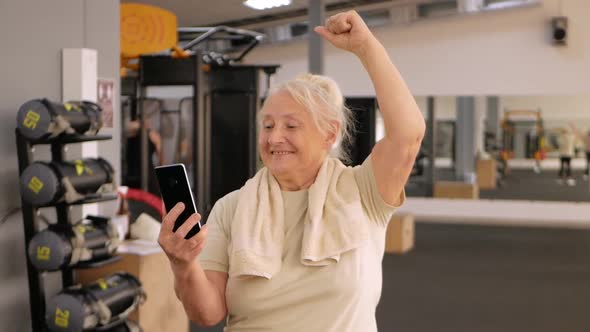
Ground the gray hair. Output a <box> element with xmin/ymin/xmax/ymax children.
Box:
<box><xmin>268</xmin><ymin>73</ymin><xmax>355</xmax><ymax>163</ymax></box>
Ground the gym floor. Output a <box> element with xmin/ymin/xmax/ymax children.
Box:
<box><xmin>378</xmin><ymin>222</ymin><xmax>590</xmax><ymax>332</ymax></box>
<box><xmin>385</xmin><ymin>164</ymin><xmax>590</xmax><ymax>332</ymax></box>
<box><xmin>411</xmin><ymin>167</ymin><xmax>590</xmax><ymax>202</ymax></box>
<box><xmin>480</xmin><ymin>169</ymin><xmax>590</xmax><ymax>202</ymax></box>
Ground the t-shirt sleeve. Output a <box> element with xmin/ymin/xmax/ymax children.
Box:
<box><xmin>198</xmin><ymin>192</ymin><xmax>237</xmax><ymax>273</ymax></box>
<box><xmin>353</xmin><ymin>155</ymin><xmax>406</xmax><ymax>227</ymax></box>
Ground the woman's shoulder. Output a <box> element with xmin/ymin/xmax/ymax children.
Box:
<box><xmin>210</xmin><ymin>189</ymin><xmax>241</xmax><ymax>218</ymax></box>
<box><xmin>205</xmin><ymin>190</ymin><xmax>241</xmax><ymax>232</ymax></box>
<box><xmin>329</xmin><ymin>156</ymin><xmax>370</xmax><ymax>183</ymax></box>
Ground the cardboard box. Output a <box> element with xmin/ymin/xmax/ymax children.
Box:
<box><xmin>385</xmin><ymin>213</ymin><xmax>415</xmax><ymax>254</ymax></box>
<box><xmin>75</xmin><ymin>242</ymin><xmax>189</xmax><ymax>332</ymax></box>
<box><xmin>434</xmin><ymin>181</ymin><xmax>479</xmax><ymax>199</ymax></box>
<box><xmin>476</xmin><ymin>159</ymin><xmax>497</xmax><ymax>189</ymax></box>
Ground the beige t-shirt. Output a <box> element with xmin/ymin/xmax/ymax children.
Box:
<box><xmin>559</xmin><ymin>132</ymin><xmax>576</xmax><ymax>157</ymax></box>
<box><xmin>199</xmin><ymin>157</ymin><xmax>404</xmax><ymax>332</ymax></box>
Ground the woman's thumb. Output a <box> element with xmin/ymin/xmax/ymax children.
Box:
<box><xmin>314</xmin><ymin>26</ymin><xmax>336</xmax><ymax>43</ymax></box>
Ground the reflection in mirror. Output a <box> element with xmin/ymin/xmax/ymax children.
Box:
<box><xmin>401</xmin><ymin>95</ymin><xmax>590</xmax><ymax>202</ymax></box>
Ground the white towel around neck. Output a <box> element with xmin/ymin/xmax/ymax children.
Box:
<box><xmin>229</xmin><ymin>157</ymin><xmax>368</xmax><ymax>279</ymax></box>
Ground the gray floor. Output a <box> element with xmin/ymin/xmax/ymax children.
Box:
<box><xmin>407</xmin><ymin>168</ymin><xmax>590</xmax><ymax>202</ymax></box>
<box><xmin>480</xmin><ymin>169</ymin><xmax>590</xmax><ymax>202</ymax></box>
<box><xmin>377</xmin><ymin>222</ymin><xmax>590</xmax><ymax>332</ymax></box>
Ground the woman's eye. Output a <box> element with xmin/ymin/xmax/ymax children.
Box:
<box><xmin>287</xmin><ymin>124</ymin><xmax>298</xmax><ymax>129</ymax></box>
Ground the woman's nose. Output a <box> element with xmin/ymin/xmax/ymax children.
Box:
<box><xmin>268</xmin><ymin>128</ymin><xmax>285</xmax><ymax>144</ymax></box>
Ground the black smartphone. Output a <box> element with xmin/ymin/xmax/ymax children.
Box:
<box><xmin>155</xmin><ymin>163</ymin><xmax>201</xmax><ymax>239</ymax></box>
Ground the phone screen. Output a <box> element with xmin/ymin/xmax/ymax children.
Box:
<box><xmin>155</xmin><ymin>164</ymin><xmax>200</xmax><ymax>239</ymax></box>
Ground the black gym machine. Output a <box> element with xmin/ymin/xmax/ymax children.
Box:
<box><xmin>344</xmin><ymin>96</ymin><xmax>436</xmax><ymax>197</ymax></box>
<box><xmin>122</xmin><ymin>26</ymin><xmax>279</xmax><ymax>218</ymax></box>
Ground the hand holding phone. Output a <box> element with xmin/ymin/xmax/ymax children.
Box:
<box><xmin>155</xmin><ymin>163</ymin><xmax>201</xmax><ymax>239</ymax></box>
<box><xmin>158</xmin><ymin>203</ymin><xmax>208</xmax><ymax>267</ymax></box>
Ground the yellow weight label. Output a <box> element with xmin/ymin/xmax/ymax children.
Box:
<box><xmin>37</xmin><ymin>246</ymin><xmax>51</xmax><ymax>261</ymax></box>
<box><xmin>75</xmin><ymin>162</ymin><xmax>84</xmax><ymax>176</ymax></box>
<box><xmin>75</xmin><ymin>225</ymin><xmax>95</xmax><ymax>234</ymax></box>
<box><xmin>64</xmin><ymin>103</ymin><xmax>81</xmax><ymax>112</ymax></box>
<box><xmin>74</xmin><ymin>160</ymin><xmax>93</xmax><ymax>176</ymax></box>
<box><xmin>97</xmin><ymin>278</ymin><xmax>109</xmax><ymax>290</ymax></box>
<box><xmin>28</xmin><ymin>176</ymin><xmax>44</xmax><ymax>194</ymax></box>
<box><xmin>75</xmin><ymin>225</ymin><xmax>84</xmax><ymax>234</ymax></box>
<box><xmin>55</xmin><ymin>308</ymin><xmax>70</xmax><ymax>328</ymax></box>
<box><xmin>23</xmin><ymin>110</ymin><xmax>41</xmax><ymax>129</ymax></box>
<box><xmin>75</xmin><ymin>225</ymin><xmax>86</xmax><ymax>234</ymax></box>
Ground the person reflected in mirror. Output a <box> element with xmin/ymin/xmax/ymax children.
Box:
<box><xmin>556</xmin><ymin>126</ymin><xmax>576</xmax><ymax>186</ymax></box>
<box><xmin>569</xmin><ymin>123</ymin><xmax>590</xmax><ymax>180</ymax></box>
<box><xmin>125</xmin><ymin>119</ymin><xmax>163</xmax><ymax>195</ymax></box>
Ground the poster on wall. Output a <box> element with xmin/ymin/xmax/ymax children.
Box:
<box><xmin>97</xmin><ymin>78</ymin><xmax>115</xmax><ymax>128</ymax></box>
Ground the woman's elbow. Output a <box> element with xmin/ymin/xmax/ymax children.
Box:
<box><xmin>394</xmin><ymin>120</ymin><xmax>425</xmax><ymax>145</ymax></box>
<box><xmin>190</xmin><ymin>314</ymin><xmax>225</xmax><ymax>328</ymax></box>
<box><xmin>188</xmin><ymin>308</ymin><xmax>227</xmax><ymax>327</ymax></box>
<box><xmin>400</xmin><ymin>125</ymin><xmax>425</xmax><ymax>151</ymax></box>
<box><xmin>415</xmin><ymin>119</ymin><xmax>426</xmax><ymax>140</ymax></box>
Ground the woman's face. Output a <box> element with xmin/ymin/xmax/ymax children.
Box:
<box><xmin>258</xmin><ymin>91</ymin><xmax>333</xmax><ymax>179</ymax></box>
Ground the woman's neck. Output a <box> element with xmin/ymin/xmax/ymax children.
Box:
<box><xmin>276</xmin><ymin>175</ymin><xmax>316</xmax><ymax>191</ymax></box>
<box><xmin>274</xmin><ymin>163</ymin><xmax>323</xmax><ymax>191</ymax></box>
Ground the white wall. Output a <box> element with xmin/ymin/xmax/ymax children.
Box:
<box><xmin>417</xmin><ymin>95</ymin><xmax>590</xmax><ymax>156</ymax></box>
<box><xmin>417</xmin><ymin>95</ymin><xmax>590</xmax><ymax>121</ymax></box>
<box><xmin>247</xmin><ymin>0</ymin><xmax>590</xmax><ymax>96</ymax></box>
<box><xmin>500</xmin><ymin>95</ymin><xmax>590</xmax><ymax>120</ymax></box>
<box><xmin>86</xmin><ymin>0</ymin><xmax>121</xmax><ymax>217</ymax></box>
<box><xmin>0</xmin><ymin>0</ymin><xmax>119</xmax><ymax>329</ymax></box>
<box><xmin>416</xmin><ymin>96</ymin><xmax>458</xmax><ymax>120</ymax></box>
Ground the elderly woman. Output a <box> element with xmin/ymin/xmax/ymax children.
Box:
<box><xmin>158</xmin><ymin>10</ymin><xmax>425</xmax><ymax>332</ymax></box>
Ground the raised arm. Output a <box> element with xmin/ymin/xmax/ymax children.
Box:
<box><xmin>315</xmin><ymin>11</ymin><xmax>425</xmax><ymax>205</ymax></box>
<box><xmin>569</xmin><ymin>122</ymin><xmax>585</xmax><ymax>140</ymax></box>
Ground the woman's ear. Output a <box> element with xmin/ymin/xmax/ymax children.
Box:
<box><xmin>324</xmin><ymin>121</ymin><xmax>340</xmax><ymax>147</ymax></box>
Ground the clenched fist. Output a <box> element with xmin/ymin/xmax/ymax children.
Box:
<box><xmin>158</xmin><ymin>202</ymin><xmax>208</xmax><ymax>268</ymax></box>
<box><xmin>314</xmin><ymin>10</ymin><xmax>377</xmax><ymax>56</ymax></box>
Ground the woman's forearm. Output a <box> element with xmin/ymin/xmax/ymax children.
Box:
<box><xmin>358</xmin><ymin>39</ymin><xmax>425</xmax><ymax>142</ymax></box>
<box><xmin>171</xmin><ymin>260</ymin><xmax>227</xmax><ymax>326</ymax></box>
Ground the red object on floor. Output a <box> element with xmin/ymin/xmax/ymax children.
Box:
<box><xmin>124</xmin><ymin>188</ymin><xmax>164</xmax><ymax>217</ymax></box>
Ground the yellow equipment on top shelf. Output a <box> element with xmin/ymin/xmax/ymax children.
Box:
<box><xmin>120</xmin><ymin>3</ymin><xmax>189</xmax><ymax>76</ymax></box>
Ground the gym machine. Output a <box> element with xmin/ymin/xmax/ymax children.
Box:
<box><xmin>124</xmin><ymin>26</ymin><xmax>279</xmax><ymax>217</ymax></box>
<box><xmin>343</xmin><ymin>97</ymin><xmax>377</xmax><ymax>166</ymax></box>
<box><xmin>343</xmin><ymin>96</ymin><xmax>436</xmax><ymax>197</ymax></box>
<box><xmin>500</xmin><ymin>109</ymin><xmax>546</xmax><ymax>175</ymax></box>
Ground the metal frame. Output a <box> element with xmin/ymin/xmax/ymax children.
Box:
<box><xmin>344</xmin><ymin>97</ymin><xmax>377</xmax><ymax>166</ymax></box>
<box><xmin>178</xmin><ymin>26</ymin><xmax>264</xmax><ymax>63</ymax></box>
<box><xmin>15</xmin><ymin>130</ymin><xmax>117</xmax><ymax>332</ymax></box>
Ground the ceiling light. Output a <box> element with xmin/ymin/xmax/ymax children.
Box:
<box><xmin>244</xmin><ymin>0</ymin><xmax>292</xmax><ymax>10</ymax></box>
